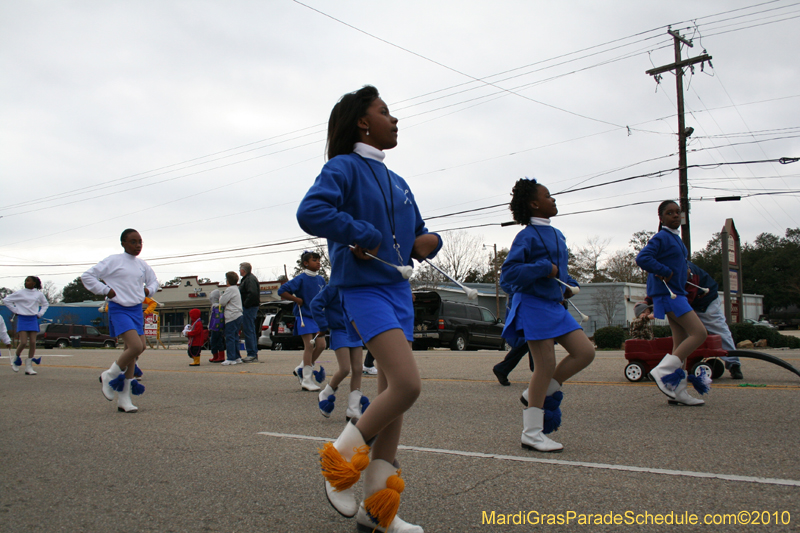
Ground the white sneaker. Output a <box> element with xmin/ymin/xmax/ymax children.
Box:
<box><xmin>221</xmin><ymin>360</ymin><xmax>237</xmax><ymax>366</ymax></box>
<box><xmin>363</xmin><ymin>366</ymin><xmax>378</xmax><ymax>376</ymax></box>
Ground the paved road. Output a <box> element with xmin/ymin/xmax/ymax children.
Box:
<box><xmin>2</xmin><ymin>345</ymin><xmax>799</xmax><ymax>532</ymax></box>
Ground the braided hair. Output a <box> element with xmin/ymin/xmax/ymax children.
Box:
<box><xmin>25</xmin><ymin>276</ymin><xmax>42</xmax><ymax>290</ymax></box>
<box><xmin>657</xmin><ymin>200</ymin><xmax>679</xmax><ymax>231</ymax></box>
<box><xmin>509</xmin><ymin>178</ymin><xmax>542</xmax><ymax>225</ymax></box>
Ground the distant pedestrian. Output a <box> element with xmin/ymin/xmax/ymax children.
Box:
<box><xmin>238</xmin><ymin>262</ymin><xmax>260</xmax><ymax>363</ymax></box>
<box><xmin>207</xmin><ymin>289</ymin><xmax>226</xmax><ymax>363</ymax></box>
<box><xmin>492</xmin><ymin>294</ymin><xmax>533</xmax><ymax>386</ymax></box>
<box><xmin>687</xmin><ymin>261</ymin><xmax>742</xmax><ymax>379</ymax></box>
<box><xmin>82</xmin><ymin>229</ymin><xmax>158</xmax><ymax>413</ymax></box>
<box><xmin>3</xmin><ymin>276</ymin><xmax>49</xmax><ymax>375</ymax></box>
<box><xmin>219</xmin><ymin>271</ymin><xmax>244</xmax><ymax>366</ymax></box>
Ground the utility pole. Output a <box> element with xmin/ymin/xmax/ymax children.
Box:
<box><xmin>646</xmin><ymin>29</ymin><xmax>712</xmax><ymax>256</ymax></box>
<box><xmin>493</xmin><ymin>243</ymin><xmax>499</xmax><ymax>318</ymax></box>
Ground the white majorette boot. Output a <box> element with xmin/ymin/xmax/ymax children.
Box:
<box><xmin>521</xmin><ymin>407</ymin><xmax>563</xmax><ymax>453</ymax></box>
<box><xmin>356</xmin><ymin>459</ymin><xmax>422</xmax><ymax>533</ymax></box>
<box><xmin>301</xmin><ymin>365</ymin><xmax>321</xmax><ymax>391</ymax></box>
<box><xmin>346</xmin><ymin>390</ymin><xmax>370</xmax><ymax>422</ymax></box>
<box><xmin>520</xmin><ymin>378</ymin><xmax>561</xmax><ymax>407</ymax></box>
<box><xmin>11</xmin><ymin>354</ymin><xmax>21</xmax><ymax>373</ymax></box>
<box><xmin>318</xmin><ymin>384</ymin><xmax>336</xmax><ymax>418</ymax></box>
<box><xmin>24</xmin><ymin>358</ymin><xmax>37</xmax><ymax>375</ymax></box>
<box><xmin>293</xmin><ymin>361</ymin><xmax>304</xmax><ymax>385</ymax></box>
<box><xmin>319</xmin><ymin>421</ymin><xmax>370</xmax><ymax>518</ymax></box>
<box><xmin>100</xmin><ymin>362</ymin><xmax>125</xmax><ymax>401</ymax></box>
<box><xmin>117</xmin><ymin>378</ymin><xmax>138</xmax><ymax>413</ymax></box>
<box><xmin>669</xmin><ymin>375</ymin><xmax>706</xmax><ymax>406</ymax></box>
<box><xmin>648</xmin><ymin>353</ymin><xmax>683</xmax><ymax>400</ymax></box>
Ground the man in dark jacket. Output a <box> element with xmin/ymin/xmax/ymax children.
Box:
<box><xmin>239</xmin><ymin>262</ymin><xmax>260</xmax><ymax>363</ymax></box>
<box><xmin>687</xmin><ymin>262</ymin><xmax>743</xmax><ymax>379</ymax></box>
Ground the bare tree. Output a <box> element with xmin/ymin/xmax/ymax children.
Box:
<box><xmin>592</xmin><ymin>285</ymin><xmax>621</xmax><ymax>327</ymax></box>
<box><xmin>604</xmin><ymin>250</ymin><xmax>646</xmax><ymax>283</ymax></box>
<box><xmin>572</xmin><ymin>236</ymin><xmax>611</xmax><ymax>283</ymax></box>
<box><xmin>432</xmin><ymin>230</ymin><xmax>484</xmax><ymax>282</ymax></box>
<box><xmin>629</xmin><ymin>230</ymin><xmax>655</xmax><ymax>255</ymax></box>
<box><xmin>410</xmin><ymin>261</ymin><xmax>444</xmax><ymax>290</ymax></box>
<box><xmin>41</xmin><ymin>281</ymin><xmax>62</xmax><ymax>304</ymax></box>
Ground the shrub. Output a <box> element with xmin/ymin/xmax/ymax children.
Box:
<box><xmin>652</xmin><ymin>325</ymin><xmax>672</xmax><ymax>338</ymax></box>
<box><xmin>728</xmin><ymin>323</ymin><xmax>800</xmax><ymax>348</ymax></box>
<box><xmin>594</xmin><ymin>326</ymin><xmax>626</xmax><ymax>349</ymax></box>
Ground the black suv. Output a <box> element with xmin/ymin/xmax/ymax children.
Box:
<box><xmin>38</xmin><ymin>323</ymin><xmax>117</xmax><ymax>349</ymax></box>
<box><xmin>268</xmin><ymin>301</ymin><xmax>332</xmax><ymax>351</ymax></box>
<box><xmin>412</xmin><ymin>290</ymin><xmax>505</xmax><ymax>351</ymax></box>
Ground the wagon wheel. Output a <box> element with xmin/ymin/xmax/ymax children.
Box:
<box><xmin>624</xmin><ymin>361</ymin><xmax>646</xmax><ymax>382</ymax></box>
<box><xmin>691</xmin><ymin>362</ymin><xmax>713</xmax><ymax>378</ymax></box>
<box><xmin>708</xmin><ymin>358</ymin><xmax>725</xmax><ymax>380</ymax></box>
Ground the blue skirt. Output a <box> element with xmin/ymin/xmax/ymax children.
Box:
<box><xmin>330</xmin><ymin>321</ymin><xmax>363</xmax><ymax>351</ymax></box>
<box><xmin>652</xmin><ymin>294</ymin><xmax>693</xmax><ymax>320</ymax></box>
<box><xmin>108</xmin><ymin>301</ymin><xmax>144</xmax><ymax>337</ymax></box>
<box><xmin>295</xmin><ymin>315</ymin><xmax>320</xmax><ymax>336</ymax></box>
<box><xmin>17</xmin><ymin>315</ymin><xmax>40</xmax><ymax>332</ymax></box>
<box><xmin>503</xmin><ymin>293</ymin><xmax>580</xmax><ymax>343</ymax></box>
<box><xmin>340</xmin><ymin>282</ymin><xmax>413</xmax><ymax>343</ymax></box>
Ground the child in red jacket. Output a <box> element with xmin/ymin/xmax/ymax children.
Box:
<box><xmin>185</xmin><ymin>308</ymin><xmax>204</xmax><ymax>366</ymax></box>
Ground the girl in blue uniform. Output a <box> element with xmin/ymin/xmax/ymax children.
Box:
<box><xmin>500</xmin><ymin>178</ymin><xmax>595</xmax><ymax>453</ymax></box>
<box><xmin>297</xmin><ymin>85</ymin><xmax>441</xmax><ymax>533</ymax></box>
<box><xmin>311</xmin><ymin>285</ymin><xmax>369</xmax><ymax>421</ymax></box>
<box><xmin>279</xmin><ymin>251</ymin><xmax>328</xmax><ymax>391</ymax></box>
<box><xmin>635</xmin><ymin>200</ymin><xmax>709</xmax><ymax>406</ymax></box>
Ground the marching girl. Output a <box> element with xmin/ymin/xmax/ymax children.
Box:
<box><xmin>500</xmin><ymin>178</ymin><xmax>595</xmax><ymax>453</ymax></box>
<box><xmin>82</xmin><ymin>229</ymin><xmax>159</xmax><ymax>413</ymax></box>
<box><xmin>311</xmin><ymin>284</ymin><xmax>369</xmax><ymax>421</ymax></box>
<box><xmin>297</xmin><ymin>85</ymin><xmax>441</xmax><ymax>533</ymax></box>
<box><xmin>278</xmin><ymin>251</ymin><xmax>328</xmax><ymax>392</ymax></box>
<box><xmin>3</xmin><ymin>276</ymin><xmax>49</xmax><ymax>375</ymax></box>
<box><xmin>636</xmin><ymin>200</ymin><xmax>708</xmax><ymax>406</ymax></box>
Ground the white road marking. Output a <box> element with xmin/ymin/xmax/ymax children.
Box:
<box><xmin>1</xmin><ymin>354</ymin><xmax>73</xmax><ymax>358</ymax></box>
<box><xmin>257</xmin><ymin>431</ymin><xmax>800</xmax><ymax>487</ymax></box>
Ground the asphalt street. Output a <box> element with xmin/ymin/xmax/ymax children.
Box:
<box><xmin>1</xmin><ymin>342</ymin><xmax>799</xmax><ymax>533</ymax></box>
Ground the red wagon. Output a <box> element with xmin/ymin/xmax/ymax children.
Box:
<box><xmin>623</xmin><ymin>335</ymin><xmax>727</xmax><ymax>382</ymax></box>
<box><xmin>623</xmin><ymin>334</ymin><xmax>800</xmax><ymax>382</ymax></box>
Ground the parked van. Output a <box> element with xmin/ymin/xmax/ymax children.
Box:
<box><xmin>412</xmin><ymin>290</ymin><xmax>505</xmax><ymax>351</ymax></box>
<box><xmin>38</xmin><ymin>323</ymin><xmax>117</xmax><ymax>349</ymax></box>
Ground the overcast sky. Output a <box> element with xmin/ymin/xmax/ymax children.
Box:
<box><xmin>1</xmin><ymin>0</ymin><xmax>798</xmax><ymax>293</ymax></box>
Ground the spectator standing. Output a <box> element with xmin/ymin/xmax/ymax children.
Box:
<box><xmin>686</xmin><ymin>261</ymin><xmax>742</xmax><ymax>379</ymax></box>
<box><xmin>220</xmin><ymin>271</ymin><xmax>244</xmax><ymax>366</ymax></box>
<box><xmin>238</xmin><ymin>262</ymin><xmax>260</xmax><ymax>363</ymax></box>
<box><xmin>207</xmin><ymin>289</ymin><xmax>226</xmax><ymax>363</ymax></box>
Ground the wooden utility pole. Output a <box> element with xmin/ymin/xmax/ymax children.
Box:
<box><xmin>646</xmin><ymin>29</ymin><xmax>712</xmax><ymax>256</ymax></box>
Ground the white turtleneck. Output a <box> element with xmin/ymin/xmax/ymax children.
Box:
<box><xmin>529</xmin><ymin>217</ymin><xmax>552</xmax><ymax>226</ymax></box>
<box><xmin>353</xmin><ymin>142</ymin><xmax>385</xmax><ymax>162</ymax></box>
